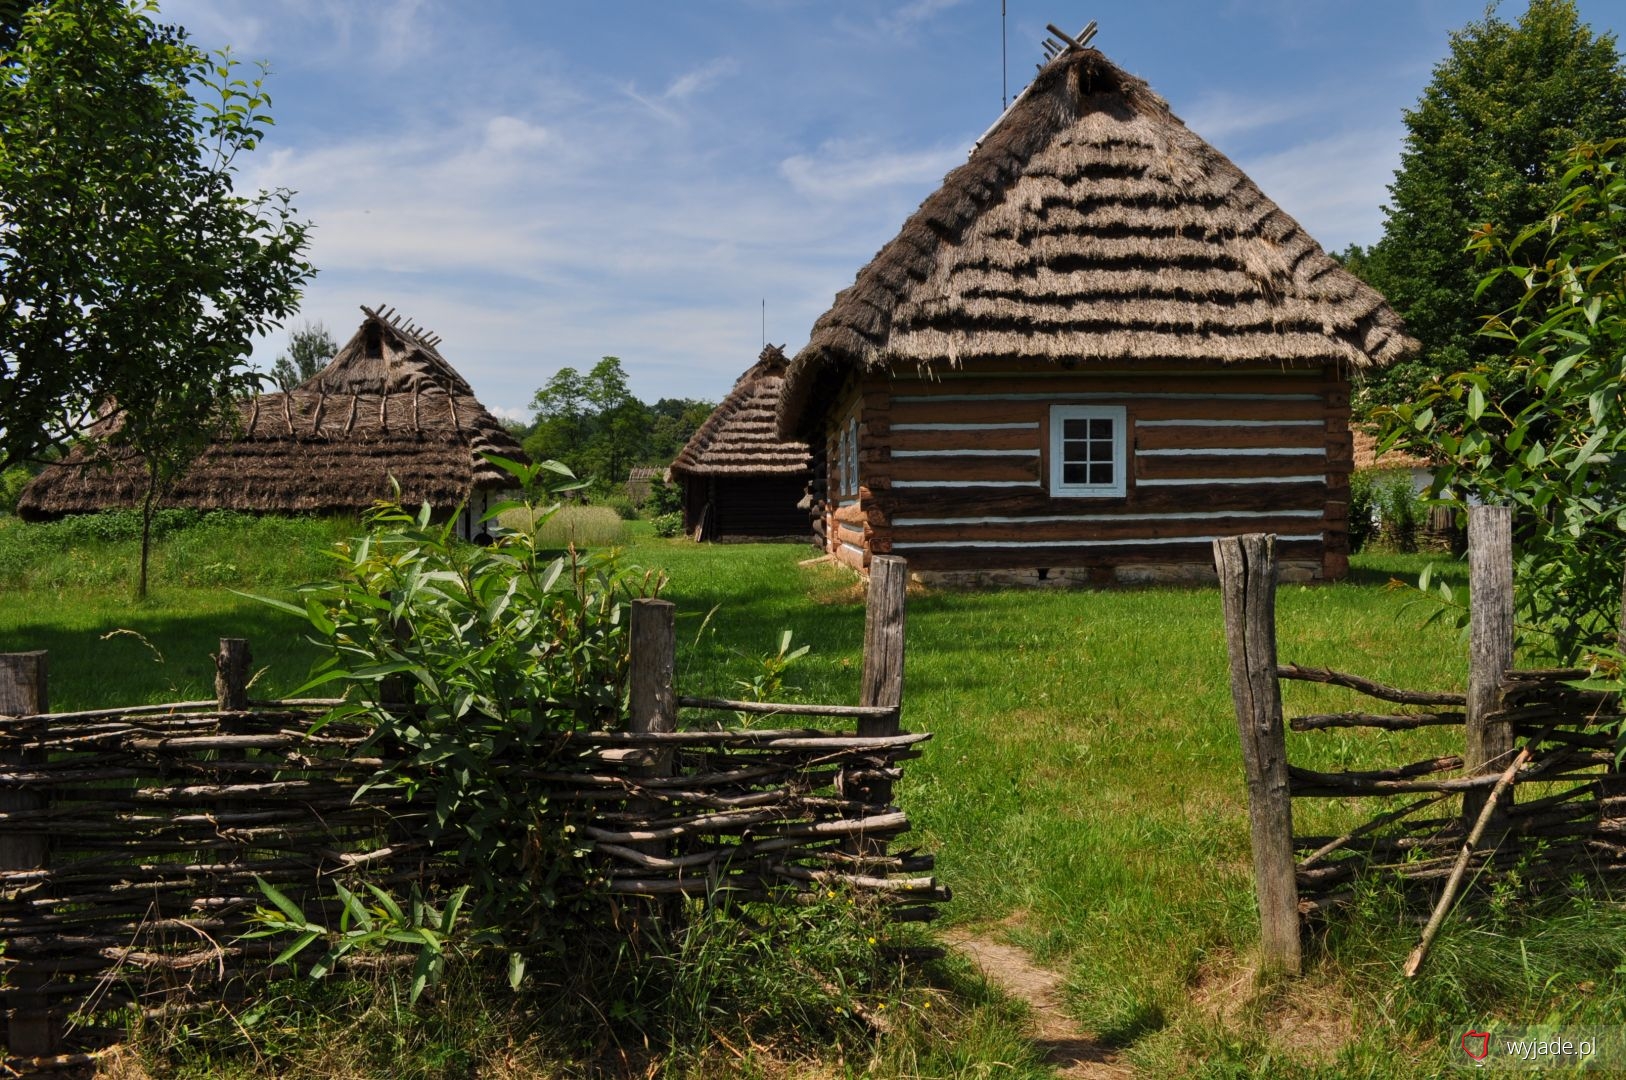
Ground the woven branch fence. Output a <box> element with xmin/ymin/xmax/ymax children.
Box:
<box><xmin>1217</xmin><ymin>508</ymin><xmax>1626</xmax><ymax>977</ymax></box>
<box><xmin>0</xmin><ymin>556</ymin><xmax>942</xmax><ymax>1073</ymax></box>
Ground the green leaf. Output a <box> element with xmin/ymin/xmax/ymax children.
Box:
<box><xmin>255</xmin><ymin>877</ymin><xmax>308</xmax><ymax>924</ymax></box>
<box><xmin>508</xmin><ymin>952</ymin><xmax>527</xmax><ymax>991</ymax></box>
<box><xmin>364</xmin><ymin>883</ymin><xmax>406</xmax><ymax>924</ymax></box>
<box><xmin>272</xmin><ymin>929</ymin><xmax>324</xmax><ymax>969</ymax></box>
<box><xmin>231</xmin><ymin>590</ymin><xmax>306</xmax><ymax>618</ymax></box>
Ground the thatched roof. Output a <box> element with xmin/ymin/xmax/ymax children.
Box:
<box><xmin>670</xmin><ymin>345</ymin><xmax>812</xmax><ymax>478</ymax></box>
<box><xmin>17</xmin><ymin>306</ymin><xmax>525</xmax><ymax>519</ymax></box>
<box><xmin>1352</xmin><ymin>427</ymin><xmax>1431</xmax><ymax>472</ymax></box>
<box><xmin>778</xmin><ymin>46</ymin><xmax>1418</xmax><ymax>437</ymax></box>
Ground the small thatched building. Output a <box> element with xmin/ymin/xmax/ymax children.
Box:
<box><xmin>19</xmin><ymin>306</ymin><xmax>526</xmax><ymax>538</ymax></box>
<box><xmin>669</xmin><ymin>345</ymin><xmax>812</xmax><ymax>540</ymax></box>
<box><xmin>777</xmin><ymin>39</ymin><xmax>1417</xmax><ymax>585</ymax></box>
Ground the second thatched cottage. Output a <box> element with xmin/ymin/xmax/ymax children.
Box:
<box><xmin>669</xmin><ymin>345</ymin><xmax>812</xmax><ymax>540</ymax></box>
<box><xmin>776</xmin><ymin>38</ymin><xmax>1417</xmax><ymax>585</ymax></box>
<box><xmin>19</xmin><ymin>306</ymin><xmax>525</xmax><ymax>539</ymax></box>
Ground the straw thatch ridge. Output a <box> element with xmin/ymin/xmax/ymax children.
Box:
<box><xmin>17</xmin><ymin>306</ymin><xmax>525</xmax><ymax>518</ymax></box>
<box><xmin>778</xmin><ymin>47</ymin><xmax>1419</xmax><ymax>437</ymax></box>
<box><xmin>670</xmin><ymin>345</ymin><xmax>812</xmax><ymax>478</ymax></box>
<box><xmin>1352</xmin><ymin>427</ymin><xmax>1432</xmax><ymax>472</ymax></box>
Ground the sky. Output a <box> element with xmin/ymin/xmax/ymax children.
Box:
<box><xmin>153</xmin><ymin>0</ymin><xmax>1626</xmax><ymax>424</ymax></box>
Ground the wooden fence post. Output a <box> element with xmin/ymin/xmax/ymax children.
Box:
<box><xmin>860</xmin><ymin>556</ymin><xmax>907</xmax><ymax>734</ymax></box>
<box><xmin>215</xmin><ymin>638</ymin><xmax>252</xmax><ymax>711</ymax></box>
<box><xmin>0</xmin><ymin>652</ymin><xmax>58</xmax><ymax>1058</ymax></box>
<box><xmin>847</xmin><ymin>556</ymin><xmax>907</xmax><ymax>856</ymax></box>
<box><xmin>1214</xmin><ymin>535</ymin><xmax>1301</xmax><ymax>976</ymax></box>
<box><xmin>630</xmin><ymin>599</ymin><xmax>677</xmax><ymax>771</ymax></box>
<box><xmin>1464</xmin><ymin>505</ymin><xmax>1515</xmax><ymax>828</ymax></box>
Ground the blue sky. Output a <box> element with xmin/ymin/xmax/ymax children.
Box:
<box><xmin>155</xmin><ymin>1</ymin><xmax>1626</xmax><ymax>423</ymax></box>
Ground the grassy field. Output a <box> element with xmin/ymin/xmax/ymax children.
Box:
<box><xmin>4</xmin><ymin>515</ymin><xmax>1620</xmax><ymax>1078</ymax></box>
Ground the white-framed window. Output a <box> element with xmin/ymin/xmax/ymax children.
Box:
<box><xmin>1049</xmin><ymin>405</ymin><xmax>1127</xmax><ymax>498</ymax></box>
<box><xmin>834</xmin><ymin>410</ymin><xmax>860</xmax><ymax>497</ymax></box>
<box><xmin>846</xmin><ymin>415</ymin><xmax>859</xmax><ymax>493</ymax></box>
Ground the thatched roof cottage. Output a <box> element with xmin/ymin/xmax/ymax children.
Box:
<box><xmin>18</xmin><ymin>306</ymin><xmax>526</xmax><ymax>539</ymax></box>
<box><xmin>669</xmin><ymin>345</ymin><xmax>812</xmax><ymax>540</ymax></box>
<box><xmin>777</xmin><ymin>39</ymin><xmax>1417</xmax><ymax>585</ymax></box>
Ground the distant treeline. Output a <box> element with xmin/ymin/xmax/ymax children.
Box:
<box><xmin>518</xmin><ymin>356</ymin><xmax>712</xmax><ymax>494</ymax></box>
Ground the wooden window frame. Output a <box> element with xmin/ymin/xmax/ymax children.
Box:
<box><xmin>1049</xmin><ymin>404</ymin><xmax>1127</xmax><ymax>498</ymax></box>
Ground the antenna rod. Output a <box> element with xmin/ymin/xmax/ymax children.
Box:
<box><xmin>1001</xmin><ymin>0</ymin><xmax>1008</xmax><ymax>110</ymax></box>
<box><xmin>761</xmin><ymin>298</ymin><xmax>766</xmax><ymax>348</ymax></box>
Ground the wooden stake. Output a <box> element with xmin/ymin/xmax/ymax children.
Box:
<box><xmin>214</xmin><ymin>638</ymin><xmax>252</xmax><ymax>713</ymax></box>
<box><xmin>630</xmin><ymin>599</ymin><xmax>677</xmax><ymax>776</ymax></box>
<box><xmin>1404</xmin><ymin>746</ymin><xmax>1531</xmax><ymax>977</ymax></box>
<box><xmin>860</xmin><ymin>556</ymin><xmax>907</xmax><ymax>732</ymax></box>
<box><xmin>1464</xmin><ymin>505</ymin><xmax>1515</xmax><ymax>827</ymax></box>
<box><xmin>0</xmin><ymin>651</ymin><xmax>58</xmax><ymax>1058</ymax></box>
<box><xmin>1214</xmin><ymin>535</ymin><xmax>1301</xmax><ymax>976</ymax></box>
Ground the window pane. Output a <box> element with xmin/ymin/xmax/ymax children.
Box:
<box><xmin>1063</xmin><ymin>463</ymin><xmax>1088</xmax><ymax>484</ymax></box>
<box><xmin>1090</xmin><ymin>438</ymin><xmax>1112</xmax><ymax>459</ymax></box>
<box><xmin>1089</xmin><ymin>418</ymin><xmax>1112</xmax><ymax>440</ymax></box>
<box><xmin>1064</xmin><ymin>418</ymin><xmax>1089</xmax><ymax>439</ymax></box>
<box><xmin>1089</xmin><ymin>463</ymin><xmax>1113</xmax><ymax>485</ymax></box>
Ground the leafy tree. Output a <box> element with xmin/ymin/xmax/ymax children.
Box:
<box><xmin>267</xmin><ymin>319</ymin><xmax>337</xmax><ymax>391</ymax></box>
<box><xmin>0</xmin><ymin>0</ymin><xmax>313</xmax><ymax>594</ymax></box>
<box><xmin>1385</xmin><ymin>140</ymin><xmax>1626</xmax><ymax>660</ymax></box>
<box><xmin>523</xmin><ymin>358</ymin><xmax>712</xmax><ymax>495</ymax></box>
<box><xmin>1360</xmin><ymin>0</ymin><xmax>1626</xmax><ymax>413</ymax></box>
<box><xmin>648</xmin><ymin>397</ymin><xmax>716</xmax><ymax>462</ymax></box>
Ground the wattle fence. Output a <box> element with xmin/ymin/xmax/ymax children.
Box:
<box><xmin>1217</xmin><ymin>508</ymin><xmax>1626</xmax><ymax>976</ymax></box>
<box><xmin>0</xmin><ymin>556</ymin><xmax>944</xmax><ymax>1073</ymax></box>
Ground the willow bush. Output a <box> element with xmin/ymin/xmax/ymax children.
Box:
<box><xmin>1385</xmin><ymin>139</ymin><xmax>1626</xmax><ymax>660</ymax></box>
<box><xmin>256</xmin><ymin>457</ymin><xmax>665</xmax><ymax>970</ymax></box>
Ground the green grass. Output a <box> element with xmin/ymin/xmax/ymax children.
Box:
<box><xmin>5</xmin><ymin>516</ymin><xmax>1618</xmax><ymax>1077</ymax></box>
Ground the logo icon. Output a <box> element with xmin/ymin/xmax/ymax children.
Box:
<box><xmin>1462</xmin><ymin>1030</ymin><xmax>1492</xmax><ymax>1062</ymax></box>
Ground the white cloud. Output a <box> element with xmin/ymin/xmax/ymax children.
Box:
<box><xmin>483</xmin><ymin>116</ymin><xmax>551</xmax><ymax>154</ymax></box>
<box><xmin>780</xmin><ymin>140</ymin><xmax>963</xmax><ymax>201</ymax></box>
<box><xmin>664</xmin><ymin>58</ymin><xmax>739</xmax><ymax>102</ymax></box>
<box><xmin>879</xmin><ymin>0</ymin><xmax>970</xmax><ymax>36</ymax></box>
<box><xmin>1234</xmin><ymin>128</ymin><xmax>1404</xmax><ymax>250</ymax></box>
<box><xmin>1176</xmin><ymin>89</ymin><xmax>1321</xmax><ymax>142</ymax></box>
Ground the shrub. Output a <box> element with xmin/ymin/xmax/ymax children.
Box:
<box><xmin>259</xmin><ymin>458</ymin><xmax>665</xmax><ymax>956</ymax></box>
<box><xmin>0</xmin><ymin>466</ymin><xmax>31</xmax><ymax>514</ymax></box>
<box><xmin>646</xmin><ymin>477</ymin><xmax>683</xmax><ymax>517</ymax></box>
<box><xmin>651</xmin><ymin>512</ymin><xmax>683</xmax><ymax>538</ymax></box>
<box><xmin>600</xmin><ymin>493</ymin><xmax>640</xmax><ymax>521</ymax></box>
<box><xmin>1348</xmin><ymin>469</ymin><xmax>1377</xmax><ymax>552</ymax></box>
<box><xmin>1372</xmin><ymin>472</ymin><xmax>1425</xmax><ymax>552</ymax></box>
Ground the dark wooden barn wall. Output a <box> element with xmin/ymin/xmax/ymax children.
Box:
<box><xmin>682</xmin><ymin>475</ymin><xmax>810</xmax><ymax>539</ymax></box>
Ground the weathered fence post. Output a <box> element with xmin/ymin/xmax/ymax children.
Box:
<box><xmin>627</xmin><ymin>600</ymin><xmax>677</xmax><ymax>876</ymax></box>
<box><xmin>0</xmin><ymin>652</ymin><xmax>58</xmax><ymax>1058</ymax></box>
<box><xmin>859</xmin><ymin>556</ymin><xmax>907</xmax><ymax>734</ymax></box>
<box><xmin>1464</xmin><ymin>505</ymin><xmax>1515</xmax><ymax>828</ymax></box>
<box><xmin>843</xmin><ymin>556</ymin><xmax>907</xmax><ymax>857</ymax></box>
<box><xmin>630</xmin><ymin>599</ymin><xmax>677</xmax><ymax>771</ymax></box>
<box><xmin>1214</xmin><ymin>535</ymin><xmax>1301</xmax><ymax>976</ymax></box>
<box><xmin>215</xmin><ymin>637</ymin><xmax>252</xmax><ymax>711</ymax></box>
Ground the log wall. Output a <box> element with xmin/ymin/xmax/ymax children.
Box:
<box><xmin>814</xmin><ymin>359</ymin><xmax>1350</xmax><ymax>583</ymax></box>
